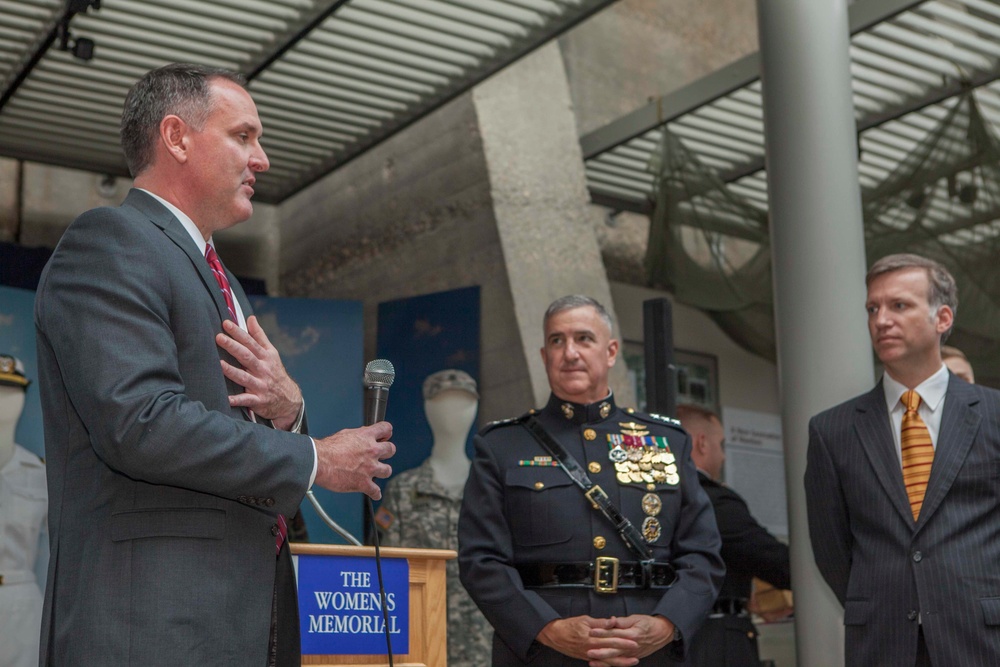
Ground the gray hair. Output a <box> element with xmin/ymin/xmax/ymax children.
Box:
<box><xmin>866</xmin><ymin>253</ymin><xmax>958</xmax><ymax>341</ymax></box>
<box><xmin>544</xmin><ymin>295</ymin><xmax>614</xmax><ymax>334</ymax></box>
<box><xmin>120</xmin><ymin>63</ymin><xmax>246</xmax><ymax>177</ymax></box>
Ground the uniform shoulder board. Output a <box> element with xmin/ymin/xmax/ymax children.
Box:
<box><xmin>630</xmin><ymin>411</ymin><xmax>684</xmax><ymax>429</ymax></box>
<box><xmin>480</xmin><ymin>410</ymin><xmax>533</xmax><ymax>435</ymax></box>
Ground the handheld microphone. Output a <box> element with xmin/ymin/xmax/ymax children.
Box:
<box><xmin>363</xmin><ymin>359</ymin><xmax>395</xmax><ymax>426</ymax></box>
<box><xmin>362</xmin><ymin>358</ymin><xmax>396</xmax><ymax>665</ymax></box>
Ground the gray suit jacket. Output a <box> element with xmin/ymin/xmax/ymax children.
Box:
<box><xmin>35</xmin><ymin>189</ymin><xmax>315</xmax><ymax>665</ymax></box>
<box><xmin>805</xmin><ymin>376</ymin><xmax>1000</xmax><ymax>666</ymax></box>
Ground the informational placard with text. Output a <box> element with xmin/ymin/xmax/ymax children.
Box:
<box><xmin>297</xmin><ymin>554</ymin><xmax>409</xmax><ymax>656</ymax></box>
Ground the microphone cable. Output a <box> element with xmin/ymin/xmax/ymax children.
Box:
<box><xmin>367</xmin><ymin>496</ymin><xmax>394</xmax><ymax>667</ymax></box>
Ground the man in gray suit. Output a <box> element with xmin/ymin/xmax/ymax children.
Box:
<box><xmin>805</xmin><ymin>253</ymin><xmax>1000</xmax><ymax>666</ymax></box>
<box><xmin>34</xmin><ymin>63</ymin><xmax>395</xmax><ymax>666</ymax></box>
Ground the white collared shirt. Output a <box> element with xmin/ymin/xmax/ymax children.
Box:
<box><xmin>882</xmin><ymin>364</ymin><xmax>949</xmax><ymax>466</ymax></box>
<box><xmin>139</xmin><ymin>190</ymin><xmax>249</xmax><ymax>327</ymax></box>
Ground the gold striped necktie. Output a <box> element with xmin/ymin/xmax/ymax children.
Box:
<box><xmin>900</xmin><ymin>389</ymin><xmax>934</xmax><ymax>520</ymax></box>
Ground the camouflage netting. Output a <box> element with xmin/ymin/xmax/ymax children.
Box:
<box><xmin>646</xmin><ymin>90</ymin><xmax>1000</xmax><ymax>387</ymax></box>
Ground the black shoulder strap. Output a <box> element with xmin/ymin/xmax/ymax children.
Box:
<box><xmin>523</xmin><ymin>417</ymin><xmax>653</xmax><ymax>562</ymax></box>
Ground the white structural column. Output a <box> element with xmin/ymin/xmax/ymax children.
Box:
<box><xmin>757</xmin><ymin>1</ymin><xmax>875</xmax><ymax>665</ymax></box>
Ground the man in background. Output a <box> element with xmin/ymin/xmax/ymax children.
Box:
<box><xmin>806</xmin><ymin>253</ymin><xmax>1000</xmax><ymax>666</ymax></box>
<box><xmin>676</xmin><ymin>404</ymin><xmax>791</xmax><ymax>667</ymax></box>
<box><xmin>941</xmin><ymin>345</ymin><xmax>975</xmax><ymax>384</ymax></box>
<box><xmin>35</xmin><ymin>63</ymin><xmax>394</xmax><ymax>666</ymax></box>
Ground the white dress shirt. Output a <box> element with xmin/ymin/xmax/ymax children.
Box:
<box><xmin>882</xmin><ymin>364</ymin><xmax>949</xmax><ymax>466</ymax></box>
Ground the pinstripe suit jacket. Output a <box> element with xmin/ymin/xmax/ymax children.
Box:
<box><xmin>35</xmin><ymin>189</ymin><xmax>315</xmax><ymax>665</ymax></box>
<box><xmin>805</xmin><ymin>375</ymin><xmax>1000</xmax><ymax>666</ymax></box>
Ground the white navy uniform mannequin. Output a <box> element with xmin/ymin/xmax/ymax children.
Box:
<box><xmin>0</xmin><ymin>356</ymin><xmax>48</xmax><ymax>667</ymax></box>
<box><xmin>377</xmin><ymin>369</ymin><xmax>491</xmax><ymax>667</ymax></box>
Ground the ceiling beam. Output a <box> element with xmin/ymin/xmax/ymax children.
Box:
<box><xmin>0</xmin><ymin>8</ymin><xmax>68</xmax><ymax>114</ymax></box>
<box><xmin>269</xmin><ymin>0</ymin><xmax>621</xmax><ymax>202</ymax></box>
<box><xmin>580</xmin><ymin>0</ymin><xmax>926</xmax><ymax>164</ymax></box>
<box><xmin>243</xmin><ymin>0</ymin><xmax>352</xmax><ymax>81</ymax></box>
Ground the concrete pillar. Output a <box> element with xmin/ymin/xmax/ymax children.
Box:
<box><xmin>276</xmin><ymin>92</ymin><xmax>532</xmax><ymax>423</ymax></box>
<box><xmin>472</xmin><ymin>42</ymin><xmax>633</xmax><ymax>408</ymax></box>
<box><xmin>757</xmin><ymin>1</ymin><xmax>874</xmax><ymax>665</ymax></box>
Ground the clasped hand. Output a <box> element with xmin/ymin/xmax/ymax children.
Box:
<box><xmin>537</xmin><ymin>614</ymin><xmax>674</xmax><ymax>667</ymax></box>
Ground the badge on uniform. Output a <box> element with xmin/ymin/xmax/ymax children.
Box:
<box><xmin>607</xmin><ymin>422</ymin><xmax>679</xmax><ymax>487</ymax></box>
<box><xmin>641</xmin><ymin>493</ymin><xmax>662</xmax><ymax>544</ymax></box>
<box><xmin>642</xmin><ymin>516</ymin><xmax>662</xmax><ymax>543</ymax></box>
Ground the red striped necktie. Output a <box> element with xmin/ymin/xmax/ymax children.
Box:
<box><xmin>204</xmin><ymin>244</ymin><xmax>288</xmax><ymax>554</ymax></box>
<box><xmin>205</xmin><ymin>244</ymin><xmax>238</xmax><ymax>322</ymax></box>
<box><xmin>900</xmin><ymin>389</ymin><xmax>934</xmax><ymax>521</ymax></box>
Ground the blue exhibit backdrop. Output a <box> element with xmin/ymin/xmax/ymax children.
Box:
<box><xmin>248</xmin><ymin>295</ymin><xmax>365</xmax><ymax>545</ymax></box>
<box><xmin>375</xmin><ymin>286</ymin><xmax>481</xmax><ymax>485</ymax></box>
<box><xmin>0</xmin><ymin>285</ymin><xmax>366</xmax><ymax>545</ymax></box>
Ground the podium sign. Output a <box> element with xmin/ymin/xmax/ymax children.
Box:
<box><xmin>292</xmin><ymin>544</ymin><xmax>454</xmax><ymax>667</ymax></box>
<box><xmin>298</xmin><ymin>555</ymin><xmax>410</xmax><ymax>655</ymax></box>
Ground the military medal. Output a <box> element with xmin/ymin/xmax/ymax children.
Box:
<box><xmin>642</xmin><ymin>516</ymin><xmax>662</xmax><ymax>543</ymax></box>
<box><xmin>608</xmin><ymin>442</ymin><xmax>627</xmax><ymax>463</ymax></box>
<box><xmin>609</xmin><ymin>423</ymin><xmax>678</xmax><ymax>486</ymax></box>
<box><xmin>642</xmin><ymin>493</ymin><xmax>662</xmax><ymax>516</ymax></box>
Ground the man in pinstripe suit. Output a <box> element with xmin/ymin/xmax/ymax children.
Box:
<box><xmin>805</xmin><ymin>253</ymin><xmax>1000</xmax><ymax>666</ymax></box>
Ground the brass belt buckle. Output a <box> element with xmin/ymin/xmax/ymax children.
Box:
<box><xmin>594</xmin><ymin>556</ymin><xmax>619</xmax><ymax>594</ymax></box>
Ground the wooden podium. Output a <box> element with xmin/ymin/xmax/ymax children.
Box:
<box><xmin>292</xmin><ymin>544</ymin><xmax>456</xmax><ymax>667</ymax></box>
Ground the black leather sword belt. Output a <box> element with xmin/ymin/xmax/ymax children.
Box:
<box><xmin>517</xmin><ymin>558</ymin><xmax>678</xmax><ymax>594</ymax></box>
<box><xmin>710</xmin><ymin>598</ymin><xmax>748</xmax><ymax>615</ymax></box>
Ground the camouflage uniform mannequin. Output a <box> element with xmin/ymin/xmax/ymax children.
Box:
<box><xmin>379</xmin><ymin>370</ymin><xmax>491</xmax><ymax>666</ymax></box>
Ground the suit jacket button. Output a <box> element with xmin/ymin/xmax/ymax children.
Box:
<box><xmin>265</xmin><ymin>498</ymin><xmax>275</xmax><ymax>507</ymax></box>
<box><xmin>907</xmin><ymin>610</ymin><xmax>918</xmax><ymax>621</ymax></box>
<box><xmin>271</xmin><ymin>524</ymin><xmax>279</xmax><ymax>536</ymax></box>
<box><xmin>912</xmin><ymin>551</ymin><xmax>922</xmax><ymax>562</ymax></box>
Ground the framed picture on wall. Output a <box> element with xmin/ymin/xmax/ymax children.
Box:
<box><xmin>621</xmin><ymin>342</ymin><xmax>719</xmax><ymax>415</ymax></box>
<box><xmin>675</xmin><ymin>349</ymin><xmax>719</xmax><ymax>414</ymax></box>
<box><xmin>622</xmin><ymin>341</ymin><xmax>647</xmax><ymax>412</ymax></box>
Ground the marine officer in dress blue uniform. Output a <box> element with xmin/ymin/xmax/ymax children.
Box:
<box><xmin>459</xmin><ymin>295</ymin><xmax>724</xmax><ymax>666</ymax></box>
